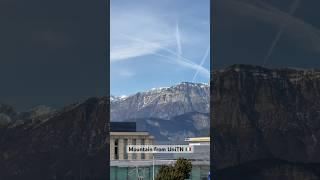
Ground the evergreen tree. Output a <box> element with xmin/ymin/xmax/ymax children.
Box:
<box><xmin>156</xmin><ymin>158</ymin><xmax>192</xmax><ymax>180</ymax></box>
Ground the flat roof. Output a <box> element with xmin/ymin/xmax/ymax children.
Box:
<box><xmin>111</xmin><ymin>160</ymin><xmax>209</xmax><ymax>167</ymax></box>
<box><xmin>110</xmin><ymin>131</ymin><xmax>154</xmax><ymax>138</ymax></box>
<box><xmin>185</xmin><ymin>137</ymin><xmax>210</xmax><ymax>142</ymax></box>
<box><xmin>110</xmin><ymin>122</ymin><xmax>136</xmax><ymax>132</ymax></box>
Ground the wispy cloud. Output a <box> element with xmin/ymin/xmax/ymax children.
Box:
<box><xmin>111</xmin><ymin>0</ymin><xmax>210</xmax><ymax>95</ymax></box>
<box><xmin>110</xmin><ymin>41</ymin><xmax>162</xmax><ymax>61</ymax></box>
<box><xmin>111</xmin><ymin>8</ymin><xmax>175</xmax><ymax>62</ymax></box>
<box><xmin>117</xmin><ymin>69</ymin><xmax>135</xmax><ymax>77</ymax></box>
<box><xmin>118</xmin><ymin>33</ymin><xmax>210</xmax><ymax>77</ymax></box>
<box><xmin>111</xmin><ymin>3</ymin><xmax>210</xmax><ymax>78</ymax></box>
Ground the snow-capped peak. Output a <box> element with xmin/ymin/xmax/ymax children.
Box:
<box><xmin>110</xmin><ymin>95</ymin><xmax>128</xmax><ymax>102</ymax></box>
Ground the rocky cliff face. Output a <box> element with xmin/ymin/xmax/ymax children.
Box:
<box><xmin>212</xmin><ymin>65</ymin><xmax>320</xmax><ymax>175</ymax></box>
<box><xmin>111</xmin><ymin>82</ymin><xmax>210</xmax><ymax>142</ymax></box>
<box><xmin>111</xmin><ymin>82</ymin><xmax>209</xmax><ymax>121</ymax></box>
<box><xmin>134</xmin><ymin>112</ymin><xmax>210</xmax><ymax>142</ymax></box>
<box><xmin>0</xmin><ymin>104</ymin><xmax>55</xmax><ymax>127</ymax></box>
<box><xmin>0</xmin><ymin>104</ymin><xmax>17</xmax><ymax>126</ymax></box>
<box><xmin>0</xmin><ymin>97</ymin><xmax>109</xmax><ymax>180</ymax></box>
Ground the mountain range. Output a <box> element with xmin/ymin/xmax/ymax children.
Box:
<box><xmin>0</xmin><ymin>82</ymin><xmax>210</xmax><ymax>178</ymax></box>
<box><xmin>1</xmin><ymin>64</ymin><xmax>320</xmax><ymax>179</ymax></box>
<box><xmin>110</xmin><ymin>82</ymin><xmax>210</xmax><ymax>142</ymax></box>
<box><xmin>111</xmin><ymin>82</ymin><xmax>209</xmax><ymax>121</ymax></box>
<box><xmin>212</xmin><ymin>64</ymin><xmax>320</xmax><ymax>179</ymax></box>
<box><xmin>0</xmin><ymin>98</ymin><xmax>109</xmax><ymax>179</ymax></box>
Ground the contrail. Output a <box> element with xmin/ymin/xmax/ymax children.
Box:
<box><xmin>175</xmin><ymin>23</ymin><xmax>182</xmax><ymax>59</ymax></box>
<box><xmin>192</xmin><ymin>44</ymin><xmax>210</xmax><ymax>81</ymax></box>
<box><xmin>152</xmin><ymin>52</ymin><xmax>210</xmax><ymax>77</ymax></box>
<box><xmin>262</xmin><ymin>0</ymin><xmax>301</xmax><ymax>67</ymax></box>
<box><xmin>119</xmin><ymin>33</ymin><xmax>201</xmax><ymax>66</ymax></box>
<box><xmin>118</xmin><ymin>33</ymin><xmax>210</xmax><ymax>77</ymax></box>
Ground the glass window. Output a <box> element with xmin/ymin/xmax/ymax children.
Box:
<box><xmin>132</xmin><ymin>139</ymin><xmax>136</xmax><ymax>160</ymax></box>
<box><xmin>114</xmin><ymin>139</ymin><xmax>119</xmax><ymax>160</ymax></box>
<box><xmin>124</xmin><ymin>139</ymin><xmax>128</xmax><ymax>160</ymax></box>
<box><xmin>141</xmin><ymin>139</ymin><xmax>145</xmax><ymax>159</ymax></box>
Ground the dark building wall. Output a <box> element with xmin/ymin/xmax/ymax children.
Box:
<box><xmin>110</xmin><ymin>122</ymin><xmax>136</xmax><ymax>132</ymax></box>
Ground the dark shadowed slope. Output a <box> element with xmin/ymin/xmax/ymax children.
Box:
<box><xmin>0</xmin><ymin>97</ymin><xmax>109</xmax><ymax>180</ymax></box>
<box><xmin>212</xmin><ymin>64</ymin><xmax>320</xmax><ymax>179</ymax></box>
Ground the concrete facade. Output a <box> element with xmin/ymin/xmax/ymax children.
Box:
<box><xmin>110</xmin><ymin>132</ymin><xmax>154</xmax><ymax>160</ymax></box>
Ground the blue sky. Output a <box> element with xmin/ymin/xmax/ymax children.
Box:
<box><xmin>111</xmin><ymin>0</ymin><xmax>210</xmax><ymax>96</ymax></box>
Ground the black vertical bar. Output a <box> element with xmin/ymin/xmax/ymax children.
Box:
<box><xmin>210</xmin><ymin>0</ymin><xmax>215</xmax><ymax>178</ymax></box>
<box><xmin>106</xmin><ymin>0</ymin><xmax>111</xmax><ymax>178</ymax></box>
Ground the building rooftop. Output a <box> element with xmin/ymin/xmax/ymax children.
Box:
<box><xmin>110</xmin><ymin>122</ymin><xmax>136</xmax><ymax>132</ymax></box>
<box><xmin>185</xmin><ymin>137</ymin><xmax>210</xmax><ymax>142</ymax></box>
<box><xmin>110</xmin><ymin>159</ymin><xmax>209</xmax><ymax>167</ymax></box>
<box><xmin>110</xmin><ymin>131</ymin><xmax>154</xmax><ymax>138</ymax></box>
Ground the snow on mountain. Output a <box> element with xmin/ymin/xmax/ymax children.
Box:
<box><xmin>111</xmin><ymin>82</ymin><xmax>210</xmax><ymax>121</ymax></box>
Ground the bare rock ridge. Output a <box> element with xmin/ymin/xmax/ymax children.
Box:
<box><xmin>134</xmin><ymin>112</ymin><xmax>210</xmax><ymax>142</ymax></box>
<box><xmin>212</xmin><ymin>64</ymin><xmax>320</xmax><ymax>179</ymax></box>
<box><xmin>111</xmin><ymin>82</ymin><xmax>210</xmax><ymax>121</ymax></box>
<box><xmin>111</xmin><ymin>82</ymin><xmax>210</xmax><ymax>142</ymax></box>
<box><xmin>0</xmin><ymin>104</ymin><xmax>55</xmax><ymax>127</ymax></box>
<box><xmin>0</xmin><ymin>104</ymin><xmax>17</xmax><ymax>126</ymax></box>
